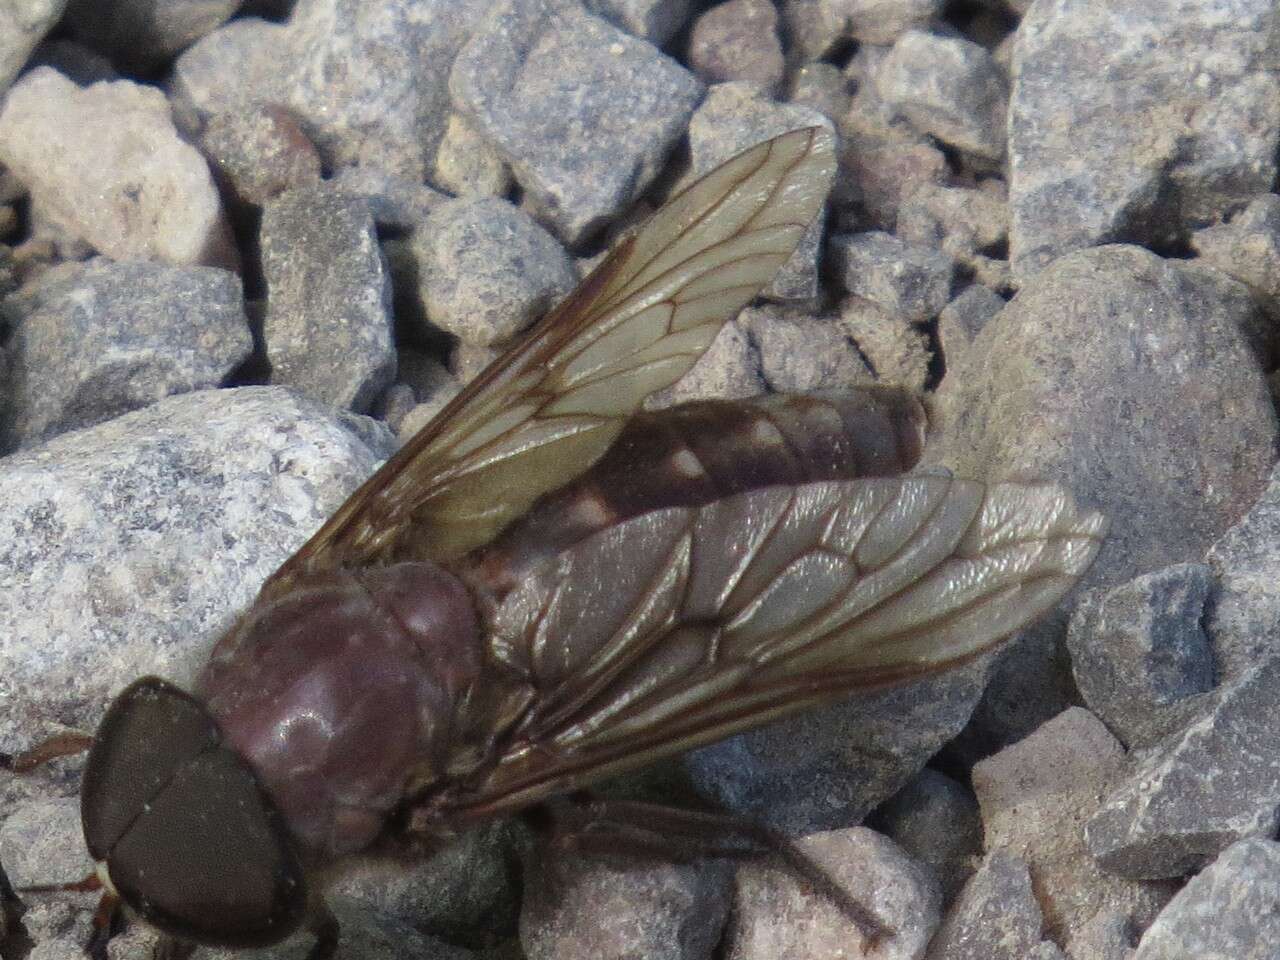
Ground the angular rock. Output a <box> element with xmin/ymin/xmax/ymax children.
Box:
<box><xmin>1087</xmin><ymin>657</ymin><xmax>1280</xmax><ymax>879</ymax></box>
<box><xmin>683</xmin><ymin>662</ymin><xmax>990</xmax><ymax>835</ymax></box>
<box><xmin>835</xmin><ymin>130</ymin><xmax>949</xmax><ymax>232</ymax></box>
<box><xmin>973</xmin><ymin>708</ymin><xmax>1174</xmax><ymax>949</ymax></box>
<box><xmin>0</xmin><ymin>387</ymin><xmax>389</xmax><ymax>751</ymax></box>
<box><xmin>261</xmin><ymin>185</ymin><xmax>396</xmax><ymax>411</ymax></box>
<box><xmin>867</xmin><ymin>768</ymin><xmax>983</xmax><ymax>906</ymax></box>
<box><xmin>836</xmin><ymin>296</ymin><xmax>931</xmax><ymax>391</ymax></box>
<box><xmin>896</xmin><ymin>182</ymin><xmax>1009</xmax><ymax>270</ymax></box>
<box><xmin>174</xmin><ymin>1</ymin><xmax>490</xmax><ymax>182</ymax></box>
<box><xmin>645</xmin><ymin>320</ymin><xmax>763</xmax><ymax>408</ymax></box>
<box><xmin>522</xmin><ymin>853</ymin><xmax>730</xmax><ymax>960</ymax></box>
<box><xmin>1191</xmin><ymin>193</ymin><xmax>1280</xmax><ymax>301</ymax></box>
<box><xmin>201</xmin><ymin>898</ymin><xmax>475</xmax><ymax>960</ymax></box>
<box><xmin>829</xmin><ymin>231</ymin><xmax>955</xmax><ymax>322</ymax></box>
<box><xmin>782</xmin><ymin>0</ymin><xmax>943</xmax><ymax>60</ymax></box>
<box><xmin>1067</xmin><ymin>564</ymin><xmax>1215</xmax><ymax>750</ymax></box>
<box><xmin>1</xmin><ymin>258</ymin><xmax>252</xmax><ymax>449</ymax></box>
<box><xmin>432</xmin><ymin>114</ymin><xmax>512</xmax><ymax>199</ymax></box>
<box><xmin>451</xmin><ymin>0</ymin><xmax>702</xmax><ymax>247</ymax></box>
<box><xmin>877</xmin><ymin>30</ymin><xmax>1008</xmax><ymax>161</ymax></box>
<box><xmin>0</xmin><ymin>67</ymin><xmax>233</xmax><ymax>267</ymax></box>
<box><xmin>727</xmin><ymin>828</ymin><xmax>941</xmax><ymax>960</ymax></box>
<box><xmin>0</xmin><ymin>0</ymin><xmax>69</xmax><ymax>94</ymax></box>
<box><xmin>412</xmin><ymin>197</ymin><xmax>576</xmax><ymax>346</ymax></box>
<box><xmin>1132</xmin><ymin>838</ymin><xmax>1280</xmax><ymax>960</ymax></box>
<box><xmin>329</xmin><ymin>168</ymin><xmax>448</xmax><ymax>234</ymax></box>
<box><xmin>937</xmin><ymin>284</ymin><xmax>1004</xmax><ymax>368</ymax></box>
<box><xmin>200</xmin><ymin>104</ymin><xmax>323</xmax><ymax>207</ymax></box>
<box><xmin>923</xmin><ymin>850</ymin><xmax>1044</xmax><ymax>960</ymax></box>
<box><xmin>684</xmin><ymin>83</ymin><xmax>832</xmax><ymax>301</ymax></box>
<box><xmin>65</xmin><ymin>0</ymin><xmax>239</xmax><ymax>70</ymax></box>
<box><xmin>330</xmin><ymin>823</ymin><xmax>520</xmax><ymax>946</ymax></box>
<box><xmin>1008</xmin><ymin>0</ymin><xmax>1280</xmax><ymax>281</ymax></box>
<box><xmin>785</xmin><ymin>62</ymin><xmax>851</xmax><ymax>125</ymax></box>
<box><xmin>1206</xmin><ymin>463</ymin><xmax>1280</xmax><ymax>682</ymax></box>
<box><xmin>740</xmin><ymin>304</ymin><xmax>872</xmax><ymax>393</ymax></box>
<box><xmin>583</xmin><ymin>0</ymin><xmax>693</xmax><ymax>45</ymax></box>
<box><xmin>688</xmin><ymin>0</ymin><xmax>784</xmax><ymax>96</ymax></box>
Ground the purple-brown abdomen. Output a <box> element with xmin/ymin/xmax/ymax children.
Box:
<box><xmin>195</xmin><ymin>563</ymin><xmax>482</xmax><ymax>860</ymax></box>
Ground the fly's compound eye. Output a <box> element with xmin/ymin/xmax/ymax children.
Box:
<box><xmin>80</xmin><ymin>677</ymin><xmax>308</xmax><ymax>948</ymax></box>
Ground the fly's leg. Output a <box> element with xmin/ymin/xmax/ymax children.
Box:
<box><xmin>0</xmin><ymin>732</ymin><xmax>94</xmax><ymax>773</ymax></box>
<box><xmin>529</xmin><ymin>795</ymin><xmax>894</xmax><ymax>950</ymax></box>
<box><xmin>84</xmin><ymin>890</ymin><xmax>122</xmax><ymax>960</ymax></box>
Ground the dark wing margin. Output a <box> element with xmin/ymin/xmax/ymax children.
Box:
<box><xmin>444</xmin><ymin>477</ymin><xmax>1106</xmax><ymax>822</ymax></box>
<box><xmin>271</xmin><ymin>127</ymin><xmax>837</xmax><ymax>586</ymax></box>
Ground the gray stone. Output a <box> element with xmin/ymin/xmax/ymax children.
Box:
<box><xmin>1191</xmin><ymin>193</ymin><xmax>1280</xmax><ymax>301</ymax></box>
<box><xmin>973</xmin><ymin>708</ymin><xmax>1174</xmax><ymax>951</ymax></box>
<box><xmin>829</xmin><ymin>231</ymin><xmax>955</xmax><ymax>322</ymax></box>
<box><xmin>432</xmin><ymin>114</ymin><xmax>512</xmax><ymax>199</ymax></box>
<box><xmin>835</xmin><ymin>130</ymin><xmax>949</xmax><ymax>231</ymax></box>
<box><xmin>1073</xmin><ymin>911</ymin><xmax>1140</xmax><ymax>960</ymax></box>
<box><xmin>782</xmin><ymin>0</ymin><xmax>943</xmax><ymax>60</ymax></box>
<box><xmin>0</xmin><ymin>258</ymin><xmax>252</xmax><ymax>449</ymax></box>
<box><xmin>684</xmin><ymin>83</ymin><xmax>832</xmax><ymax>301</ymax></box>
<box><xmin>740</xmin><ymin>304</ymin><xmax>872</xmax><ymax>394</ymax></box>
<box><xmin>727</xmin><ymin>828</ymin><xmax>941</xmax><ymax>960</ymax></box>
<box><xmin>202</xmin><ymin>898</ymin><xmax>476</xmax><ymax>960</ymax></box>
<box><xmin>173</xmin><ymin>1</ymin><xmax>490</xmax><ymax>182</ymax></box>
<box><xmin>682</xmin><ymin>662</ymin><xmax>991</xmax><ymax>835</ymax></box>
<box><xmin>330</xmin><ymin>823</ymin><xmax>519</xmax><ymax>946</ymax></box>
<box><xmin>1087</xmin><ymin>657</ymin><xmax>1280</xmax><ymax>880</ymax></box>
<box><xmin>261</xmin><ymin>185</ymin><xmax>396</xmax><ymax>412</ymax></box>
<box><xmin>867</xmin><ymin>768</ymin><xmax>982</xmax><ymax>906</ymax></box>
<box><xmin>329</xmin><ymin>168</ymin><xmax>448</xmax><ymax>234</ymax></box>
<box><xmin>923</xmin><ymin>850</ymin><xmax>1043</xmax><ymax>960</ymax></box>
<box><xmin>931</xmin><ymin>246</ymin><xmax>1275</xmax><ymax>751</ymax></box>
<box><xmin>645</xmin><ymin>320</ymin><xmax>763</xmax><ymax>408</ymax></box>
<box><xmin>64</xmin><ymin>0</ymin><xmax>239</xmax><ymax>70</ymax></box>
<box><xmin>835</xmin><ymin>295</ymin><xmax>931</xmax><ymax>391</ymax></box>
<box><xmin>1206</xmin><ymin>463</ymin><xmax>1280</xmax><ymax>683</ymax></box>
<box><xmin>877</xmin><ymin>30</ymin><xmax>1009</xmax><ymax>161</ymax></box>
<box><xmin>896</xmin><ymin>182</ymin><xmax>1008</xmax><ymax>271</ymax></box>
<box><xmin>200</xmin><ymin>105</ymin><xmax>323</xmax><ymax>207</ymax></box>
<box><xmin>0</xmin><ymin>798</ymin><xmax>82</xmax><ymax>892</ymax></box>
<box><xmin>413</xmin><ymin>197</ymin><xmax>576</xmax><ymax>346</ymax></box>
<box><xmin>450</xmin><ymin>0</ymin><xmax>702</xmax><ymax>247</ymax></box>
<box><xmin>1132</xmin><ymin>839</ymin><xmax>1280</xmax><ymax>960</ymax></box>
<box><xmin>583</xmin><ymin>0</ymin><xmax>693</xmax><ymax>44</ymax></box>
<box><xmin>688</xmin><ymin>0</ymin><xmax>784</xmax><ymax>96</ymax></box>
<box><xmin>785</xmin><ymin>62</ymin><xmax>851</xmax><ymax>125</ymax></box>
<box><xmin>1067</xmin><ymin>564</ymin><xmax>1215</xmax><ymax>750</ymax></box>
<box><xmin>0</xmin><ymin>387</ymin><xmax>388</xmax><ymax>753</ymax></box>
<box><xmin>170</xmin><ymin>16</ymin><xmax>290</xmax><ymax>116</ymax></box>
<box><xmin>0</xmin><ymin>0</ymin><xmax>69</xmax><ymax>94</ymax></box>
<box><xmin>521</xmin><ymin>852</ymin><xmax>730</xmax><ymax>960</ymax></box>
<box><xmin>937</xmin><ymin>284</ymin><xmax>1005</xmax><ymax>368</ymax></box>
<box><xmin>1175</xmin><ymin>257</ymin><xmax>1277</xmax><ymax>371</ymax></box>
<box><xmin>932</xmin><ymin>245</ymin><xmax>1276</xmax><ymax>592</ymax></box>
<box><xmin>1008</xmin><ymin>0</ymin><xmax>1280</xmax><ymax>281</ymax></box>
<box><xmin>0</xmin><ymin>68</ymin><xmax>234</xmax><ymax>267</ymax></box>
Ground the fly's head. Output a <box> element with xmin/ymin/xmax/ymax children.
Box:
<box><xmin>80</xmin><ymin>676</ymin><xmax>308</xmax><ymax>949</ymax></box>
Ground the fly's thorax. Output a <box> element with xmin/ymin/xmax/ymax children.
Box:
<box><xmin>194</xmin><ymin>562</ymin><xmax>484</xmax><ymax>860</ymax></box>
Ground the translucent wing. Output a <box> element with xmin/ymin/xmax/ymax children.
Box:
<box><xmin>271</xmin><ymin>127</ymin><xmax>837</xmax><ymax>586</ymax></box>
<box><xmin>444</xmin><ymin>477</ymin><xmax>1107</xmax><ymax>822</ymax></box>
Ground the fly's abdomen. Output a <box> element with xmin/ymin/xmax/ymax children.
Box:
<box><xmin>466</xmin><ymin>387</ymin><xmax>927</xmax><ymax>594</ymax></box>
